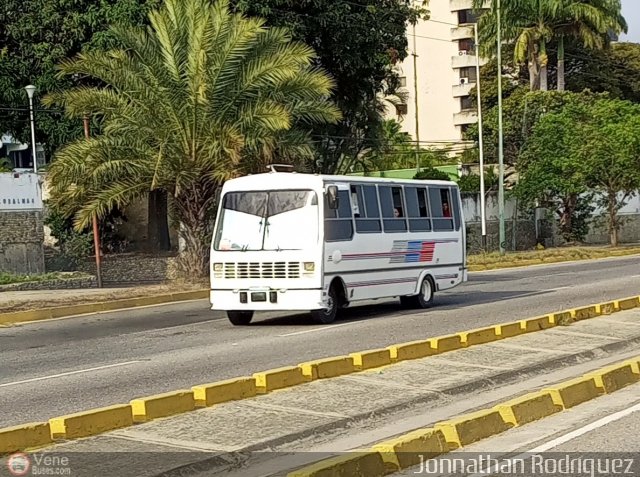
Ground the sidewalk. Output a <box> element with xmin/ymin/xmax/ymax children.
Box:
<box><xmin>0</xmin><ymin>283</ymin><xmax>207</xmax><ymax>313</ymax></box>
<box><xmin>3</xmin><ymin>308</ymin><xmax>640</xmax><ymax>477</ymax></box>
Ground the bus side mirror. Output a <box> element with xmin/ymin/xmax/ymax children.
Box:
<box><xmin>327</xmin><ymin>185</ymin><xmax>339</xmax><ymax>210</ymax></box>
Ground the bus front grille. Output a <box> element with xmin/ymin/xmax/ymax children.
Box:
<box><xmin>222</xmin><ymin>262</ymin><xmax>301</xmax><ymax>279</ymax></box>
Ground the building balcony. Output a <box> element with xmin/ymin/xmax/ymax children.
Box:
<box><xmin>450</xmin><ymin>0</ymin><xmax>474</xmax><ymax>11</ymax></box>
<box><xmin>453</xmin><ymin>81</ymin><xmax>475</xmax><ymax>97</ymax></box>
<box><xmin>454</xmin><ymin>109</ymin><xmax>478</xmax><ymax>126</ymax></box>
<box><xmin>451</xmin><ymin>25</ymin><xmax>474</xmax><ymax>41</ymax></box>
<box><xmin>452</xmin><ymin>52</ymin><xmax>488</xmax><ymax>69</ymax></box>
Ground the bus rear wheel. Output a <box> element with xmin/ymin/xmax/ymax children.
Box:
<box><xmin>400</xmin><ymin>276</ymin><xmax>434</xmax><ymax>309</ymax></box>
<box><xmin>310</xmin><ymin>286</ymin><xmax>338</xmax><ymax>324</ymax></box>
<box><xmin>227</xmin><ymin>310</ymin><xmax>254</xmax><ymax>326</ymax></box>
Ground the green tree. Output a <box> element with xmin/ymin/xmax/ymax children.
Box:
<box><xmin>44</xmin><ymin>0</ymin><xmax>340</xmax><ymax>278</ymax></box>
<box><xmin>515</xmin><ymin>100</ymin><xmax>593</xmax><ymax>242</ymax></box>
<box><xmin>0</xmin><ymin>0</ymin><xmax>161</xmax><ymax>155</ymax></box>
<box><xmin>232</xmin><ymin>0</ymin><xmax>428</xmax><ymax>174</ymax></box>
<box><xmin>582</xmin><ymin>99</ymin><xmax>640</xmax><ymax>246</ymax></box>
<box><xmin>473</xmin><ymin>0</ymin><xmax>626</xmax><ymax>91</ymax></box>
<box><xmin>517</xmin><ymin>96</ymin><xmax>640</xmax><ymax>246</ymax></box>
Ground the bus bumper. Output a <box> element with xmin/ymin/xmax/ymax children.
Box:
<box><xmin>210</xmin><ymin>288</ymin><xmax>324</xmax><ymax>311</ymax></box>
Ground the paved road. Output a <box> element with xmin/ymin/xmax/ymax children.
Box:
<box><xmin>1</xmin><ymin>255</ymin><xmax>639</xmax><ymax>428</ymax></box>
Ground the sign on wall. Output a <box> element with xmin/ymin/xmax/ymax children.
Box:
<box><xmin>0</xmin><ymin>172</ymin><xmax>43</xmax><ymax>211</ymax></box>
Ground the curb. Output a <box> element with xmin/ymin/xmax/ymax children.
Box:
<box><xmin>287</xmin><ymin>356</ymin><xmax>640</xmax><ymax>477</ymax></box>
<box><xmin>0</xmin><ymin>295</ymin><xmax>638</xmax><ymax>456</ymax></box>
<box><xmin>468</xmin><ymin>249</ymin><xmax>640</xmax><ymax>272</ymax></box>
<box><xmin>0</xmin><ymin>290</ymin><xmax>209</xmax><ymax>325</ymax></box>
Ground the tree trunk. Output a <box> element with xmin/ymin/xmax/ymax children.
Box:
<box><xmin>558</xmin><ymin>194</ymin><xmax>577</xmax><ymax>243</ymax></box>
<box><xmin>539</xmin><ymin>40</ymin><xmax>548</xmax><ymax>91</ymax></box>
<box><xmin>608</xmin><ymin>190</ymin><xmax>619</xmax><ymax>247</ymax></box>
<box><xmin>173</xmin><ymin>180</ymin><xmax>218</xmax><ymax>280</ymax></box>
<box><xmin>148</xmin><ymin>189</ymin><xmax>171</xmax><ymax>252</ymax></box>
<box><xmin>528</xmin><ymin>43</ymin><xmax>541</xmax><ymax>91</ymax></box>
<box><xmin>557</xmin><ymin>35</ymin><xmax>565</xmax><ymax>91</ymax></box>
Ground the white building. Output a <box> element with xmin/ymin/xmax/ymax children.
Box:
<box><xmin>388</xmin><ymin>0</ymin><xmax>487</xmax><ymax>155</ymax></box>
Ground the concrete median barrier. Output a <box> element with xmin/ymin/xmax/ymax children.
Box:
<box><xmin>387</xmin><ymin>340</ymin><xmax>435</xmax><ymax>362</ymax></box>
<box><xmin>130</xmin><ymin>390</ymin><xmax>195</xmax><ymax>422</ymax></box>
<box><xmin>254</xmin><ymin>366</ymin><xmax>306</xmax><ymax>393</ymax></box>
<box><xmin>192</xmin><ymin>377</ymin><xmax>256</xmax><ymax>407</ymax></box>
<box><xmin>495</xmin><ymin>391</ymin><xmax>562</xmax><ymax>426</ymax></box>
<box><xmin>429</xmin><ymin>334</ymin><xmax>463</xmax><ymax>353</ymax></box>
<box><xmin>299</xmin><ymin>356</ymin><xmax>355</xmax><ymax>381</ymax></box>
<box><xmin>459</xmin><ymin>327</ymin><xmax>500</xmax><ymax>346</ymax></box>
<box><xmin>49</xmin><ymin>404</ymin><xmax>133</xmax><ymax>439</ymax></box>
<box><xmin>572</xmin><ymin>305</ymin><xmax>600</xmax><ymax>321</ymax></box>
<box><xmin>521</xmin><ymin>315</ymin><xmax>554</xmax><ymax>332</ymax></box>
<box><xmin>545</xmin><ymin>376</ymin><xmax>602</xmax><ymax>409</ymax></box>
<box><xmin>372</xmin><ymin>428</ymin><xmax>448</xmax><ymax>472</ymax></box>
<box><xmin>496</xmin><ymin>321</ymin><xmax>526</xmax><ymax>339</ymax></box>
<box><xmin>597</xmin><ymin>301</ymin><xmax>617</xmax><ymax>315</ymax></box>
<box><xmin>435</xmin><ymin>409</ymin><xmax>513</xmax><ymax>450</ymax></box>
<box><xmin>287</xmin><ymin>451</ymin><xmax>386</xmax><ymax>477</ymax></box>
<box><xmin>0</xmin><ymin>423</ymin><xmax>52</xmax><ymax>454</ymax></box>
<box><xmin>350</xmin><ymin>349</ymin><xmax>392</xmax><ymax>370</ymax></box>
<box><xmin>585</xmin><ymin>363</ymin><xmax>639</xmax><ymax>394</ymax></box>
<box><xmin>616</xmin><ymin>296</ymin><xmax>640</xmax><ymax>311</ymax></box>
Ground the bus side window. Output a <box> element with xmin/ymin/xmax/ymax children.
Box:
<box><xmin>405</xmin><ymin>186</ymin><xmax>431</xmax><ymax>232</ymax></box>
<box><xmin>428</xmin><ymin>187</ymin><xmax>454</xmax><ymax>232</ymax></box>
<box><xmin>379</xmin><ymin>186</ymin><xmax>407</xmax><ymax>233</ymax></box>
<box><xmin>450</xmin><ymin>186</ymin><xmax>461</xmax><ymax>231</ymax></box>
<box><xmin>325</xmin><ymin>189</ymin><xmax>353</xmax><ymax>241</ymax></box>
<box><xmin>353</xmin><ymin>184</ymin><xmax>381</xmax><ymax>233</ymax></box>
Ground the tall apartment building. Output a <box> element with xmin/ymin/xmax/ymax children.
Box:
<box><xmin>388</xmin><ymin>0</ymin><xmax>487</xmax><ymax>155</ymax></box>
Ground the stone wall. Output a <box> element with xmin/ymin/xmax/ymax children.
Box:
<box><xmin>76</xmin><ymin>254</ymin><xmax>179</xmax><ymax>284</ymax></box>
<box><xmin>0</xmin><ymin>276</ymin><xmax>96</xmax><ymax>292</ymax></box>
<box><xmin>0</xmin><ymin>211</ymin><xmax>45</xmax><ymax>274</ymax></box>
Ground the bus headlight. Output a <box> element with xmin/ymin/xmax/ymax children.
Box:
<box><xmin>213</xmin><ymin>263</ymin><xmax>223</xmax><ymax>272</ymax></box>
<box><xmin>303</xmin><ymin>262</ymin><xmax>315</xmax><ymax>272</ymax></box>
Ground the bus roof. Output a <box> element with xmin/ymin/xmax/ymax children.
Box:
<box><xmin>221</xmin><ymin>171</ymin><xmax>458</xmax><ymax>191</ymax></box>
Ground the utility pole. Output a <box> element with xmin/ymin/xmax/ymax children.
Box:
<box><xmin>412</xmin><ymin>19</ymin><xmax>421</xmax><ymax>173</ymax></box>
<box><xmin>474</xmin><ymin>23</ymin><xmax>487</xmax><ymax>251</ymax></box>
<box><xmin>83</xmin><ymin>115</ymin><xmax>103</xmax><ymax>288</ymax></box>
<box><xmin>496</xmin><ymin>0</ymin><xmax>506</xmax><ymax>255</ymax></box>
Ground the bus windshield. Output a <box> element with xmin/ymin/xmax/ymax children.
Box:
<box><xmin>214</xmin><ymin>190</ymin><xmax>319</xmax><ymax>251</ymax></box>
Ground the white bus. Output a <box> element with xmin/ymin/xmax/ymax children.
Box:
<box><xmin>210</xmin><ymin>168</ymin><xmax>467</xmax><ymax>325</ymax></box>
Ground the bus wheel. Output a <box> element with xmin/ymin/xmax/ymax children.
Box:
<box><xmin>401</xmin><ymin>276</ymin><xmax>434</xmax><ymax>309</ymax></box>
<box><xmin>227</xmin><ymin>310</ymin><xmax>254</xmax><ymax>326</ymax></box>
<box><xmin>310</xmin><ymin>286</ymin><xmax>338</xmax><ymax>324</ymax></box>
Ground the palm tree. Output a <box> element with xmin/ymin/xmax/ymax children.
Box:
<box><xmin>474</xmin><ymin>0</ymin><xmax>626</xmax><ymax>91</ymax></box>
<box><xmin>474</xmin><ymin>0</ymin><xmax>554</xmax><ymax>90</ymax></box>
<box><xmin>44</xmin><ymin>0</ymin><xmax>340</xmax><ymax>279</ymax></box>
<box><xmin>554</xmin><ymin>0</ymin><xmax>627</xmax><ymax>91</ymax></box>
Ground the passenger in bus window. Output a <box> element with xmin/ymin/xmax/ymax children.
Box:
<box><xmin>394</xmin><ymin>208</ymin><xmax>401</xmax><ymax>217</ymax></box>
<box><xmin>442</xmin><ymin>202</ymin><xmax>451</xmax><ymax>217</ymax></box>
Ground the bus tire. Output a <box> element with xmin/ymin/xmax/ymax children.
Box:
<box><xmin>227</xmin><ymin>310</ymin><xmax>254</xmax><ymax>326</ymax></box>
<box><xmin>401</xmin><ymin>276</ymin><xmax>435</xmax><ymax>309</ymax></box>
<box><xmin>310</xmin><ymin>286</ymin><xmax>338</xmax><ymax>324</ymax></box>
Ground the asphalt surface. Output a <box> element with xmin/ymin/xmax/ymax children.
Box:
<box><xmin>1</xmin><ymin>255</ymin><xmax>640</xmax><ymax>428</ymax></box>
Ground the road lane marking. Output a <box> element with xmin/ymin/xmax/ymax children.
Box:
<box><xmin>0</xmin><ymin>360</ymin><xmax>143</xmax><ymax>388</ymax></box>
<box><xmin>278</xmin><ymin>322</ymin><xmax>356</xmax><ymax>337</ymax></box>
<box><xmin>468</xmin><ymin>401</ymin><xmax>640</xmax><ymax>476</ymax></box>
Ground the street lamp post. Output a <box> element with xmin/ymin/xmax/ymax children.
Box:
<box><xmin>496</xmin><ymin>0</ymin><xmax>506</xmax><ymax>255</ymax></box>
<box><xmin>412</xmin><ymin>20</ymin><xmax>421</xmax><ymax>172</ymax></box>
<box><xmin>473</xmin><ymin>23</ymin><xmax>487</xmax><ymax>251</ymax></box>
<box><xmin>24</xmin><ymin>85</ymin><xmax>38</xmax><ymax>174</ymax></box>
